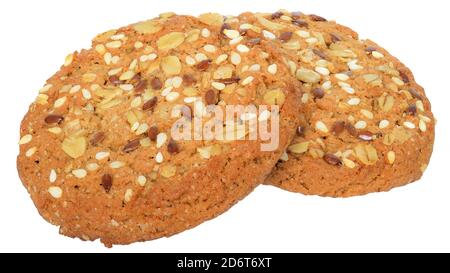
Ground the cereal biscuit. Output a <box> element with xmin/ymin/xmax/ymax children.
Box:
<box><xmin>233</xmin><ymin>11</ymin><xmax>435</xmax><ymax>197</ymax></box>
<box><xmin>17</xmin><ymin>13</ymin><xmax>302</xmax><ymax>245</ymax></box>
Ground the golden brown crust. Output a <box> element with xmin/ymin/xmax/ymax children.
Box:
<box><xmin>233</xmin><ymin>11</ymin><xmax>435</xmax><ymax>197</ymax></box>
<box><xmin>17</xmin><ymin>13</ymin><xmax>301</xmax><ymax>245</ymax></box>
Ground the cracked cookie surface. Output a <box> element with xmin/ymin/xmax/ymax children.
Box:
<box><xmin>17</xmin><ymin>13</ymin><xmax>302</xmax><ymax>245</ymax></box>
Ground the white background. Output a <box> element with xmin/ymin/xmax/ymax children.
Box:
<box><xmin>1</xmin><ymin>0</ymin><xmax>449</xmax><ymax>253</ymax></box>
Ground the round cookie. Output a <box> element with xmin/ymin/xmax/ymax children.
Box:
<box><xmin>17</xmin><ymin>13</ymin><xmax>302</xmax><ymax>246</ymax></box>
<box><xmin>232</xmin><ymin>11</ymin><xmax>435</xmax><ymax>197</ymax></box>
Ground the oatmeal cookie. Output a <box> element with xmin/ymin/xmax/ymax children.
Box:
<box><xmin>233</xmin><ymin>11</ymin><xmax>435</xmax><ymax>197</ymax></box>
<box><xmin>17</xmin><ymin>13</ymin><xmax>301</xmax><ymax>245</ymax></box>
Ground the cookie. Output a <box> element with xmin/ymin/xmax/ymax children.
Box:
<box><xmin>17</xmin><ymin>13</ymin><xmax>302</xmax><ymax>246</ymax></box>
<box><xmin>232</xmin><ymin>11</ymin><xmax>435</xmax><ymax>197</ymax></box>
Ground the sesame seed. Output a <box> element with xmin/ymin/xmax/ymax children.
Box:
<box><xmin>315</xmin><ymin>66</ymin><xmax>330</xmax><ymax>76</ymax></box>
<box><xmin>48</xmin><ymin>186</ymin><xmax>62</xmax><ymax>199</ymax></box>
<box><xmin>64</xmin><ymin>53</ymin><xmax>73</xmax><ymax>66</ymax></box>
<box><xmin>295</xmin><ymin>30</ymin><xmax>310</xmax><ymax>38</ymax></box>
<box><xmin>387</xmin><ymin>151</ymin><xmax>396</xmax><ymax>164</ymax></box>
<box><xmin>215</xmin><ymin>54</ymin><xmax>228</xmax><ymax>65</ymax></box>
<box><xmin>315</xmin><ymin>121</ymin><xmax>329</xmax><ymax>133</ymax></box>
<box><xmin>392</xmin><ymin>77</ymin><xmax>405</xmax><ymax>86</ymax></box>
<box><xmin>104</xmin><ymin>52</ymin><xmax>112</xmax><ymax>64</ymax></box>
<box><xmin>203</xmin><ymin>44</ymin><xmax>216</xmax><ymax>53</ymax></box>
<box><xmin>130</xmin><ymin>96</ymin><xmax>142</xmax><ymax>108</ymax></box>
<box><xmin>105</xmin><ymin>40</ymin><xmax>122</xmax><ymax>49</ymax></box>
<box><xmin>129</xmin><ymin>59</ymin><xmax>138</xmax><ymax>71</ymax></box>
<box><xmin>137</xmin><ymin>175</ymin><xmax>147</xmax><ymax>186</ymax></box>
<box><xmin>379</xmin><ymin>120</ymin><xmax>390</xmax><ymax>129</ymax></box>
<box><xmin>230</xmin><ymin>52</ymin><xmax>241</xmax><ymax>65</ymax></box>
<box><xmin>342</xmin><ymin>86</ymin><xmax>355</xmax><ymax>94</ymax></box>
<box><xmin>279</xmin><ymin>151</ymin><xmax>289</xmax><ymax>161</ymax></box>
<box><xmin>48</xmin><ymin>127</ymin><xmax>62</xmax><ymax>134</ymax></box>
<box><xmin>360</xmin><ymin>109</ymin><xmax>374</xmax><ymax>119</ymax></box>
<box><xmin>201</xmin><ymin>28</ymin><xmax>210</xmax><ymax>38</ymax></box>
<box><xmin>108</xmin><ymin>67</ymin><xmax>122</xmax><ymax>76</ymax></box>
<box><xmin>53</xmin><ymin>96</ymin><xmax>67</xmax><ymax>108</ymax></box>
<box><xmin>124</xmin><ymin>189</ymin><xmax>133</xmax><ymax>203</ymax></box>
<box><xmin>39</xmin><ymin>84</ymin><xmax>53</xmax><ymax>94</ymax></box>
<box><xmin>156</xmin><ymin>133</ymin><xmax>167</xmax><ymax>148</ymax></box>
<box><xmin>338</xmin><ymin>81</ymin><xmax>351</xmax><ymax>88</ymax></box>
<box><xmin>110</xmin><ymin>33</ymin><xmax>125</xmax><ymax>40</ymax></box>
<box><xmin>403</xmin><ymin>121</ymin><xmax>416</xmax><ymax>129</ymax></box>
<box><xmin>354</xmin><ymin>120</ymin><xmax>367</xmax><ymax>129</ymax></box>
<box><xmin>135</xmin><ymin>123</ymin><xmax>149</xmax><ymax>135</ymax></box>
<box><xmin>161</xmin><ymin>86</ymin><xmax>173</xmax><ymax>97</ymax></box>
<box><xmin>19</xmin><ymin>134</ymin><xmax>32</xmax><ymax>145</ymax></box>
<box><xmin>419</xmin><ymin>114</ymin><xmax>432</xmax><ymax>123</ymax></box>
<box><xmin>69</xmin><ymin>85</ymin><xmax>81</xmax><ymax>94</ymax></box>
<box><xmin>119</xmin><ymin>71</ymin><xmax>135</xmax><ymax>81</ymax></box>
<box><xmin>166</xmin><ymin>92</ymin><xmax>180</xmax><ymax>102</ymax></box>
<box><xmin>240</xmin><ymin>23</ymin><xmax>252</xmax><ymax>30</ymax></box>
<box><xmin>129</xmin><ymin>57</ymin><xmax>141</xmax><ymax>71</ymax></box>
<box><xmin>223</xmin><ymin>29</ymin><xmax>240</xmax><ymax>39</ymax></box>
<box><xmin>416</xmin><ymin>101</ymin><xmax>425</xmax><ymax>112</ymax></box>
<box><xmin>195</xmin><ymin>53</ymin><xmax>208</xmax><ymax>62</ymax></box>
<box><xmin>119</xmin><ymin>84</ymin><xmax>134</xmax><ymax>91</ymax></box>
<box><xmin>237</xmin><ymin>44</ymin><xmax>250</xmax><ymax>53</ymax></box>
<box><xmin>109</xmin><ymin>161</ymin><xmax>125</xmax><ymax>169</ymax></box>
<box><xmin>82</xmin><ymin>72</ymin><xmax>96</xmax><ymax>83</ymax></box>
<box><xmin>111</xmin><ymin>56</ymin><xmax>120</xmax><ymax>64</ymax></box>
<box><xmin>184</xmin><ymin>97</ymin><xmax>197</xmax><ymax>103</ymax></box>
<box><xmin>262</xmin><ymin>30</ymin><xmax>276</xmax><ymax>40</ymax></box>
<box><xmin>95</xmin><ymin>44</ymin><xmax>106</xmax><ymax>55</ymax></box>
<box><xmin>419</xmin><ymin>120</ymin><xmax>427</xmax><ymax>132</ymax></box>
<box><xmin>155</xmin><ymin>152</ymin><xmax>164</xmax><ymax>163</ymax></box>
<box><xmin>131</xmin><ymin>122</ymin><xmax>139</xmax><ymax>132</ymax></box>
<box><xmin>306</xmin><ymin>37</ymin><xmax>318</xmax><ymax>44</ymax></box>
<box><xmin>322</xmin><ymin>81</ymin><xmax>332</xmax><ymax>90</ymax></box>
<box><xmin>172</xmin><ymin>76</ymin><xmax>183</xmax><ymax>88</ymax></box>
<box><xmin>185</xmin><ymin>56</ymin><xmax>196</xmax><ymax>66</ymax></box>
<box><xmin>268</xmin><ymin>64</ymin><xmax>277</xmax><ymax>74</ymax></box>
<box><xmin>81</xmin><ymin>89</ymin><xmax>91</xmax><ymax>99</ymax></box>
<box><xmin>72</xmin><ymin>169</ymin><xmax>87</xmax><ymax>178</ymax></box>
<box><xmin>347</xmin><ymin>97</ymin><xmax>361</xmax><ymax>106</ymax></box>
<box><xmin>49</xmin><ymin>169</ymin><xmax>57</xmax><ymax>183</ymax></box>
<box><xmin>25</xmin><ymin>147</ymin><xmax>37</xmax><ymax>157</ymax></box>
<box><xmin>212</xmin><ymin>82</ymin><xmax>226</xmax><ymax>90</ymax></box>
<box><xmin>335</xmin><ymin>73</ymin><xmax>349</xmax><ymax>81</ymax></box>
<box><xmin>301</xmin><ymin>93</ymin><xmax>309</xmax><ymax>103</ymax></box>
<box><xmin>229</xmin><ymin>36</ymin><xmax>244</xmax><ymax>45</ymax></box>
<box><xmin>86</xmin><ymin>163</ymin><xmax>99</xmax><ymax>171</ymax></box>
<box><xmin>148</xmin><ymin>53</ymin><xmax>158</xmax><ymax>61</ymax></box>
<box><xmin>241</xmin><ymin>76</ymin><xmax>254</xmax><ymax>86</ymax></box>
<box><xmin>343</xmin><ymin>158</ymin><xmax>356</xmax><ymax>169</ymax></box>
<box><xmin>348</xmin><ymin>60</ymin><xmax>363</xmax><ymax>70</ymax></box>
<box><xmin>249</xmin><ymin>64</ymin><xmax>261</xmax><ymax>71</ymax></box>
<box><xmin>372</xmin><ymin>51</ymin><xmax>384</xmax><ymax>59</ymax></box>
<box><xmin>95</xmin><ymin>151</ymin><xmax>110</xmax><ymax>160</ymax></box>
